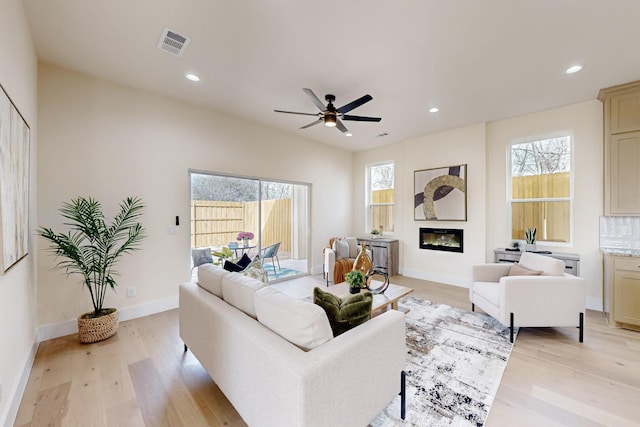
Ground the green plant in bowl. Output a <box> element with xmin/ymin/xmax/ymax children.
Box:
<box><xmin>345</xmin><ymin>270</ymin><xmax>365</xmax><ymax>294</ymax></box>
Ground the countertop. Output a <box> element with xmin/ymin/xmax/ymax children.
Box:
<box><xmin>600</xmin><ymin>248</ymin><xmax>640</xmax><ymax>257</ymax></box>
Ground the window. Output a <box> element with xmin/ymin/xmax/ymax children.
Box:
<box><xmin>190</xmin><ymin>172</ymin><xmax>310</xmax><ymax>282</ymax></box>
<box><xmin>367</xmin><ymin>161</ymin><xmax>394</xmax><ymax>234</ymax></box>
<box><xmin>509</xmin><ymin>135</ymin><xmax>572</xmax><ymax>244</ymax></box>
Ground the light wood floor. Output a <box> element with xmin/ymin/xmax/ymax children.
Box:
<box><xmin>14</xmin><ymin>275</ymin><xmax>640</xmax><ymax>427</ymax></box>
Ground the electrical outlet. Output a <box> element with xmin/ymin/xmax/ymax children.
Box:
<box><xmin>167</xmin><ymin>226</ymin><xmax>177</xmax><ymax>234</ymax></box>
<box><xmin>127</xmin><ymin>287</ymin><xmax>137</xmax><ymax>298</ymax></box>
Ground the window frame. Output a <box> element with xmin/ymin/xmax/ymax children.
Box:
<box><xmin>366</xmin><ymin>160</ymin><xmax>395</xmax><ymax>235</ymax></box>
<box><xmin>507</xmin><ymin>131</ymin><xmax>574</xmax><ymax>246</ymax></box>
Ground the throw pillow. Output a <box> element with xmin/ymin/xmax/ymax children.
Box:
<box><xmin>254</xmin><ymin>287</ymin><xmax>333</xmax><ymax>351</ymax></box>
<box><xmin>332</xmin><ymin>238</ymin><xmax>350</xmax><ymax>260</ymax></box>
<box><xmin>223</xmin><ymin>260</ymin><xmax>244</xmax><ymax>273</ymax></box>
<box><xmin>237</xmin><ymin>253</ymin><xmax>252</xmax><ymax>269</ymax></box>
<box><xmin>508</xmin><ymin>263</ymin><xmax>543</xmax><ymax>276</ymax></box>
<box><xmin>313</xmin><ymin>287</ymin><xmax>373</xmax><ymax>336</ymax></box>
<box><xmin>243</xmin><ymin>254</ymin><xmax>269</xmax><ymax>284</ymax></box>
<box><xmin>191</xmin><ymin>247</ymin><xmax>213</xmax><ymax>268</ymax></box>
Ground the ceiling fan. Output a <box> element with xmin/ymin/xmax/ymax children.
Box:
<box><xmin>274</xmin><ymin>88</ymin><xmax>381</xmax><ymax>133</ymax></box>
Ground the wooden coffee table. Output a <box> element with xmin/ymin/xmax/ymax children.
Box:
<box><xmin>325</xmin><ymin>281</ymin><xmax>414</xmax><ymax>316</ymax></box>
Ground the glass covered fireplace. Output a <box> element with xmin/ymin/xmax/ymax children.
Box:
<box><xmin>419</xmin><ymin>228</ymin><xmax>463</xmax><ymax>253</ymax></box>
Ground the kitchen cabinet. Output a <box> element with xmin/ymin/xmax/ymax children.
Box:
<box><xmin>357</xmin><ymin>237</ymin><xmax>399</xmax><ymax>276</ymax></box>
<box><xmin>599</xmin><ymin>81</ymin><xmax>640</xmax><ymax>215</ymax></box>
<box><xmin>604</xmin><ymin>254</ymin><xmax>640</xmax><ymax>330</ymax></box>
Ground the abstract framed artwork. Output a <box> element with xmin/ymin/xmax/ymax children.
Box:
<box><xmin>414</xmin><ymin>164</ymin><xmax>467</xmax><ymax>221</ymax></box>
<box><xmin>0</xmin><ymin>84</ymin><xmax>30</xmax><ymax>273</ymax></box>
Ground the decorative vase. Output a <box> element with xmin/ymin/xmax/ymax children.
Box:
<box><xmin>525</xmin><ymin>243</ymin><xmax>537</xmax><ymax>252</ymax></box>
<box><xmin>242</xmin><ymin>237</ymin><xmax>249</xmax><ymax>247</ymax></box>
<box><xmin>353</xmin><ymin>243</ymin><xmax>373</xmax><ymax>287</ymax></box>
<box><xmin>77</xmin><ymin>308</ymin><xmax>119</xmax><ymax>344</ymax></box>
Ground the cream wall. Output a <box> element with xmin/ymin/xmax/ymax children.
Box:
<box><xmin>354</xmin><ymin>123</ymin><xmax>488</xmax><ymax>287</ymax></box>
<box><xmin>0</xmin><ymin>0</ymin><xmax>38</xmax><ymax>425</ymax></box>
<box><xmin>36</xmin><ymin>64</ymin><xmax>353</xmax><ymax>331</ymax></box>
<box><xmin>486</xmin><ymin>100</ymin><xmax>604</xmax><ymax>310</ymax></box>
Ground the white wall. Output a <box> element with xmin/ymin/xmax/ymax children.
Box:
<box><xmin>486</xmin><ymin>100</ymin><xmax>604</xmax><ymax>310</ymax></box>
<box><xmin>354</xmin><ymin>123</ymin><xmax>488</xmax><ymax>287</ymax></box>
<box><xmin>36</xmin><ymin>64</ymin><xmax>353</xmax><ymax>331</ymax></box>
<box><xmin>0</xmin><ymin>1</ymin><xmax>38</xmax><ymax>425</ymax></box>
<box><xmin>354</xmin><ymin>101</ymin><xmax>604</xmax><ymax>311</ymax></box>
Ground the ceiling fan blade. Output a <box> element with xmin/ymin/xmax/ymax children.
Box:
<box><xmin>274</xmin><ymin>109</ymin><xmax>320</xmax><ymax>117</ymax></box>
<box><xmin>300</xmin><ymin>118</ymin><xmax>323</xmax><ymax>129</ymax></box>
<box><xmin>337</xmin><ymin>94</ymin><xmax>373</xmax><ymax>114</ymax></box>
<box><xmin>303</xmin><ymin>88</ymin><xmax>327</xmax><ymax>112</ymax></box>
<box><xmin>336</xmin><ymin>118</ymin><xmax>349</xmax><ymax>133</ymax></box>
<box><xmin>342</xmin><ymin>114</ymin><xmax>382</xmax><ymax>122</ymax></box>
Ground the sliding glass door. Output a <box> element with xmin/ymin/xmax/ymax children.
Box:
<box><xmin>190</xmin><ymin>171</ymin><xmax>310</xmax><ymax>282</ymax></box>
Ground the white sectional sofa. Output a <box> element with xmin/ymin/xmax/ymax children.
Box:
<box><xmin>179</xmin><ymin>264</ymin><xmax>407</xmax><ymax>427</ymax></box>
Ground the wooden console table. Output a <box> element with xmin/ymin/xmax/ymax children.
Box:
<box><xmin>493</xmin><ymin>248</ymin><xmax>580</xmax><ymax>276</ymax></box>
<box><xmin>357</xmin><ymin>237</ymin><xmax>399</xmax><ymax>276</ymax></box>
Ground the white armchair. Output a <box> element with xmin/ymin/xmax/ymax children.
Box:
<box><xmin>470</xmin><ymin>252</ymin><xmax>586</xmax><ymax>343</ymax></box>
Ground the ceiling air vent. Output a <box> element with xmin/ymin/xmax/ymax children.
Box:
<box><xmin>157</xmin><ymin>28</ymin><xmax>191</xmax><ymax>56</ymax></box>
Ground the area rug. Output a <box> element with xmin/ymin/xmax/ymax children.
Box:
<box><xmin>370</xmin><ymin>296</ymin><xmax>517</xmax><ymax>427</ymax></box>
<box><xmin>264</xmin><ymin>264</ymin><xmax>303</xmax><ymax>281</ymax></box>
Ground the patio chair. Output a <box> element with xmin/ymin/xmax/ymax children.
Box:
<box><xmin>261</xmin><ymin>242</ymin><xmax>281</xmax><ymax>275</ymax></box>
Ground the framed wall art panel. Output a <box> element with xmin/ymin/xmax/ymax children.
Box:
<box><xmin>414</xmin><ymin>164</ymin><xmax>467</xmax><ymax>221</ymax></box>
<box><xmin>0</xmin><ymin>84</ymin><xmax>30</xmax><ymax>273</ymax></box>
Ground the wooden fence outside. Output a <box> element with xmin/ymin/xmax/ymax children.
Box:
<box><xmin>511</xmin><ymin>172</ymin><xmax>570</xmax><ymax>242</ymax></box>
<box><xmin>191</xmin><ymin>199</ymin><xmax>291</xmax><ymax>251</ymax></box>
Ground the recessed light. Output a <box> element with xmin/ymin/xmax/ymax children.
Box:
<box><xmin>186</xmin><ymin>73</ymin><xmax>200</xmax><ymax>82</ymax></box>
<box><xmin>345</xmin><ymin>133</ymin><xmax>352</xmax><ymax>137</ymax></box>
<box><xmin>429</xmin><ymin>107</ymin><xmax>439</xmax><ymax>113</ymax></box>
<box><xmin>565</xmin><ymin>65</ymin><xmax>582</xmax><ymax>74</ymax></box>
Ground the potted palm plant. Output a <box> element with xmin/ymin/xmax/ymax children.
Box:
<box><xmin>38</xmin><ymin>196</ymin><xmax>145</xmax><ymax>343</ymax></box>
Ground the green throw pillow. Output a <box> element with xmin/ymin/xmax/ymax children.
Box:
<box><xmin>313</xmin><ymin>287</ymin><xmax>373</xmax><ymax>336</ymax></box>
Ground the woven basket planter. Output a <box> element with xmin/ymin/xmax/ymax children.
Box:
<box><xmin>77</xmin><ymin>308</ymin><xmax>119</xmax><ymax>344</ymax></box>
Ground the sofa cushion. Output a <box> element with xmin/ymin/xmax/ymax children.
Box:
<box><xmin>345</xmin><ymin>237</ymin><xmax>359</xmax><ymax>258</ymax></box>
<box><xmin>508</xmin><ymin>263</ymin><xmax>543</xmax><ymax>276</ymax></box>
<box><xmin>243</xmin><ymin>255</ymin><xmax>269</xmax><ymax>284</ymax></box>
<box><xmin>237</xmin><ymin>253</ymin><xmax>252</xmax><ymax>269</ymax></box>
<box><xmin>519</xmin><ymin>252</ymin><xmax>565</xmax><ymax>276</ymax></box>
<box><xmin>313</xmin><ymin>287</ymin><xmax>373</xmax><ymax>336</ymax></box>
<box><xmin>197</xmin><ymin>264</ymin><xmax>229</xmax><ymax>297</ymax></box>
<box><xmin>222</xmin><ymin>274</ymin><xmax>266</xmax><ymax>318</ymax></box>
<box><xmin>223</xmin><ymin>260</ymin><xmax>245</xmax><ymax>272</ymax></box>
<box><xmin>332</xmin><ymin>238</ymin><xmax>350</xmax><ymax>260</ymax></box>
<box><xmin>192</xmin><ymin>247</ymin><xmax>213</xmax><ymax>268</ymax></box>
<box><xmin>254</xmin><ymin>287</ymin><xmax>333</xmax><ymax>351</ymax></box>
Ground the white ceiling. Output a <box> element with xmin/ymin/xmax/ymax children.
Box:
<box><xmin>22</xmin><ymin>0</ymin><xmax>640</xmax><ymax>152</ymax></box>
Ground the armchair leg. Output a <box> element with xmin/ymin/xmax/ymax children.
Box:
<box><xmin>183</xmin><ymin>343</ymin><xmax>188</xmax><ymax>352</ymax></box>
<box><xmin>579</xmin><ymin>312</ymin><xmax>584</xmax><ymax>343</ymax></box>
<box><xmin>400</xmin><ymin>370</ymin><xmax>406</xmax><ymax>420</ymax></box>
<box><xmin>471</xmin><ymin>303</ymin><xmax>475</xmax><ymax>312</ymax></box>
<box><xmin>510</xmin><ymin>312</ymin><xmax>514</xmax><ymax>343</ymax></box>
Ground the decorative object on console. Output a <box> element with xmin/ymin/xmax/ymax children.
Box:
<box><xmin>525</xmin><ymin>226</ymin><xmax>537</xmax><ymax>251</ymax></box>
<box><xmin>414</xmin><ymin>164</ymin><xmax>467</xmax><ymax>221</ymax></box>
<box><xmin>37</xmin><ymin>196</ymin><xmax>146</xmax><ymax>343</ymax></box>
<box><xmin>345</xmin><ymin>270</ymin><xmax>365</xmax><ymax>294</ymax></box>
<box><xmin>353</xmin><ymin>242</ymin><xmax>373</xmax><ymax>276</ymax></box>
<box><xmin>371</xmin><ymin>227</ymin><xmax>380</xmax><ymax>239</ymax></box>
<box><xmin>365</xmin><ymin>267</ymin><xmax>390</xmax><ymax>294</ymax></box>
<box><xmin>0</xmin><ymin>83</ymin><xmax>30</xmax><ymax>273</ymax></box>
<box><xmin>313</xmin><ymin>287</ymin><xmax>373</xmax><ymax>336</ymax></box>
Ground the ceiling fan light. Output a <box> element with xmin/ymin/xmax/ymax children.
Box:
<box><xmin>324</xmin><ymin>114</ymin><xmax>337</xmax><ymax>127</ymax></box>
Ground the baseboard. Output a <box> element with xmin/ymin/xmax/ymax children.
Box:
<box><xmin>2</xmin><ymin>337</ymin><xmax>38</xmax><ymax>427</ymax></box>
<box><xmin>37</xmin><ymin>296</ymin><xmax>179</xmax><ymax>342</ymax></box>
<box><xmin>401</xmin><ymin>268</ymin><xmax>470</xmax><ymax>288</ymax></box>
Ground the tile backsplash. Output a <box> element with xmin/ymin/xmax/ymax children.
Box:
<box><xmin>599</xmin><ymin>216</ymin><xmax>640</xmax><ymax>251</ymax></box>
